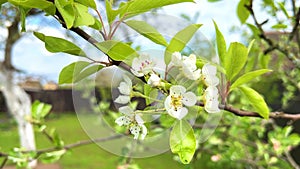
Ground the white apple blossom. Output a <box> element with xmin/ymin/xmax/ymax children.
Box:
<box><xmin>131</xmin><ymin>53</ymin><xmax>155</xmax><ymax>77</ymax></box>
<box><xmin>204</xmin><ymin>86</ymin><xmax>220</xmax><ymax>113</ymax></box>
<box><xmin>147</xmin><ymin>73</ymin><xmax>161</xmax><ymax>87</ymax></box>
<box><xmin>115</xmin><ymin>106</ymin><xmax>148</xmax><ymax>140</ymax></box>
<box><xmin>164</xmin><ymin>85</ymin><xmax>197</xmax><ymax>120</ymax></box>
<box><xmin>115</xmin><ymin>75</ymin><xmax>132</xmax><ymax>104</ymax></box>
<box><xmin>202</xmin><ymin>63</ymin><xmax>219</xmax><ymax>86</ymax></box>
<box><xmin>171</xmin><ymin>52</ymin><xmax>201</xmax><ymax>80</ymax></box>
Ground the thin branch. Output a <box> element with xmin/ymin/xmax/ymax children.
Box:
<box><xmin>95</xmin><ymin>9</ymin><xmax>108</xmax><ymax>40</ymax></box>
<box><xmin>35</xmin><ymin>134</ymin><xmax>123</xmax><ymax>154</ymax></box>
<box><xmin>285</xmin><ymin>151</ymin><xmax>300</xmax><ymax>169</ymax></box>
<box><xmin>196</xmin><ymin>101</ymin><xmax>300</xmax><ymax>121</ymax></box>
<box><xmin>0</xmin><ymin>157</ymin><xmax>8</xmax><ymax>169</ymax></box>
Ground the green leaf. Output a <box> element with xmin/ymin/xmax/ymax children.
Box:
<box><xmin>74</xmin><ymin>0</ymin><xmax>96</xmax><ymax>9</ymax></box>
<box><xmin>239</xmin><ymin>86</ymin><xmax>269</xmax><ymax>119</ymax></box>
<box><xmin>164</xmin><ymin>24</ymin><xmax>202</xmax><ymax>64</ymax></box>
<box><xmin>224</xmin><ymin>42</ymin><xmax>248</xmax><ymax>81</ymax></box>
<box><xmin>277</xmin><ymin>2</ymin><xmax>289</xmax><ymax>19</ymax></box>
<box><xmin>271</xmin><ymin>23</ymin><xmax>287</xmax><ymax>29</ymax></box>
<box><xmin>55</xmin><ymin>0</ymin><xmax>75</xmax><ymax>29</ymax></box>
<box><xmin>259</xmin><ymin>54</ymin><xmax>271</xmax><ymax>69</ymax></box>
<box><xmin>246</xmin><ymin>23</ymin><xmax>260</xmax><ymax>37</ymax></box>
<box><xmin>40</xmin><ymin>149</ymin><xmax>66</xmax><ymax>163</ymax></box>
<box><xmin>121</xmin><ymin>0</ymin><xmax>195</xmax><ymax>18</ymax></box>
<box><xmin>237</xmin><ymin>0</ymin><xmax>250</xmax><ymax>24</ymax></box>
<box><xmin>34</xmin><ymin>32</ymin><xmax>87</xmax><ymax>57</ymax></box>
<box><xmin>144</xmin><ymin>84</ymin><xmax>159</xmax><ymax>105</ymax></box>
<box><xmin>105</xmin><ymin>0</ymin><xmax>119</xmax><ymax>24</ymax></box>
<box><xmin>58</xmin><ymin>61</ymin><xmax>90</xmax><ymax>84</ymax></box>
<box><xmin>8</xmin><ymin>0</ymin><xmax>55</xmax><ymax>14</ymax></box>
<box><xmin>96</xmin><ymin>40</ymin><xmax>138</xmax><ymax>61</ymax></box>
<box><xmin>89</xmin><ymin>18</ymin><xmax>102</xmax><ymax>30</ymax></box>
<box><xmin>31</xmin><ymin>101</ymin><xmax>52</xmax><ymax>120</ymax></box>
<box><xmin>213</xmin><ymin>21</ymin><xmax>226</xmax><ymax>65</ymax></box>
<box><xmin>170</xmin><ymin>120</ymin><xmax>196</xmax><ymax>164</ymax></box>
<box><xmin>247</xmin><ymin>39</ymin><xmax>255</xmax><ymax>55</ymax></box>
<box><xmin>74</xmin><ymin>64</ymin><xmax>103</xmax><ymax>83</ymax></box>
<box><xmin>230</xmin><ymin>69</ymin><xmax>272</xmax><ymax>91</ymax></box>
<box><xmin>73</xmin><ymin>2</ymin><xmax>95</xmax><ymax>27</ymax></box>
<box><xmin>125</xmin><ymin>20</ymin><xmax>168</xmax><ymax>46</ymax></box>
<box><xmin>19</xmin><ymin>7</ymin><xmax>30</xmax><ymax>32</ymax></box>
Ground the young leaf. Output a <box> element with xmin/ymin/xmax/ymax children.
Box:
<box><xmin>125</xmin><ymin>20</ymin><xmax>168</xmax><ymax>46</ymax></box>
<box><xmin>230</xmin><ymin>69</ymin><xmax>272</xmax><ymax>91</ymax></box>
<box><xmin>55</xmin><ymin>0</ymin><xmax>75</xmax><ymax>29</ymax></box>
<box><xmin>170</xmin><ymin>120</ymin><xmax>196</xmax><ymax>164</ymax></box>
<box><xmin>105</xmin><ymin>0</ymin><xmax>119</xmax><ymax>24</ymax></box>
<box><xmin>213</xmin><ymin>21</ymin><xmax>226</xmax><ymax>65</ymax></box>
<box><xmin>74</xmin><ymin>0</ymin><xmax>96</xmax><ymax>9</ymax></box>
<box><xmin>74</xmin><ymin>64</ymin><xmax>103</xmax><ymax>83</ymax></box>
<box><xmin>120</xmin><ymin>0</ymin><xmax>195</xmax><ymax>18</ymax></box>
<box><xmin>73</xmin><ymin>2</ymin><xmax>95</xmax><ymax>27</ymax></box>
<box><xmin>246</xmin><ymin>23</ymin><xmax>260</xmax><ymax>37</ymax></box>
<box><xmin>19</xmin><ymin>7</ymin><xmax>30</xmax><ymax>32</ymax></box>
<box><xmin>277</xmin><ymin>2</ymin><xmax>290</xmax><ymax>19</ymax></box>
<box><xmin>164</xmin><ymin>24</ymin><xmax>202</xmax><ymax>64</ymax></box>
<box><xmin>247</xmin><ymin>39</ymin><xmax>255</xmax><ymax>55</ymax></box>
<box><xmin>31</xmin><ymin>101</ymin><xmax>52</xmax><ymax>120</ymax></box>
<box><xmin>96</xmin><ymin>40</ymin><xmax>138</xmax><ymax>61</ymax></box>
<box><xmin>239</xmin><ymin>86</ymin><xmax>269</xmax><ymax>119</ymax></box>
<box><xmin>34</xmin><ymin>32</ymin><xmax>87</xmax><ymax>57</ymax></box>
<box><xmin>58</xmin><ymin>61</ymin><xmax>90</xmax><ymax>84</ymax></box>
<box><xmin>40</xmin><ymin>150</ymin><xmax>66</xmax><ymax>164</ymax></box>
<box><xmin>8</xmin><ymin>0</ymin><xmax>55</xmax><ymax>14</ymax></box>
<box><xmin>224</xmin><ymin>42</ymin><xmax>248</xmax><ymax>81</ymax></box>
<box><xmin>271</xmin><ymin>23</ymin><xmax>288</xmax><ymax>29</ymax></box>
<box><xmin>237</xmin><ymin>0</ymin><xmax>250</xmax><ymax>24</ymax></box>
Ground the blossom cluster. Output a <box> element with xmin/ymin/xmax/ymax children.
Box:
<box><xmin>113</xmin><ymin>52</ymin><xmax>221</xmax><ymax>140</ymax></box>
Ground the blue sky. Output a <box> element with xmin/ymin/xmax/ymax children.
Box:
<box><xmin>1</xmin><ymin>0</ymin><xmax>244</xmax><ymax>83</ymax></box>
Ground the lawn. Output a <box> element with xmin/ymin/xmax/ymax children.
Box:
<box><xmin>0</xmin><ymin>113</ymin><xmax>187</xmax><ymax>169</ymax></box>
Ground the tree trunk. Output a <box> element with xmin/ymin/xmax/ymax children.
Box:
<box><xmin>0</xmin><ymin>65</ymin><xmax>37</xmax><ymax>167</ymax></box>
<box><xmin>0</xmin><ymin>10</ymin><xmax>37</xmax><ymax>167</ymax></box>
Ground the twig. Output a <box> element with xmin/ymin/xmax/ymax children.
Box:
<box><xmin>0</xmin><ymin>157</ymin><xmax>8</xmax><ymax>169</ymax></box>
<box><xmin>285</xmin><ymin>151</ymin><xmax>300</xmax><ymax>169</ymax></box>
<box><xmin>196</xmin><ymin>101</ymin><xmax>300</xmax><ymax>121</ymax></box>
<box><xmin>95</xmin><ymin>9</ymin><xmax>108</xmax><ymax>40</ymax></box>
<box><xmin>35</xmin><ymin>134</ymin><xmax>123</xmax><ymax>154</ymax></box>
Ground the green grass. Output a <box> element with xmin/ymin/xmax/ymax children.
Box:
<box><xmin>0</xmin><ymin>113</ymin><xmax>186</xmax><ymax>169</ymax></box>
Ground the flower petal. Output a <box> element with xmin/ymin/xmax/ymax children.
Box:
<box><xmin>205</xmin><ymin>86</ymin><xmax>219</xmax><ymax>100</ymax></box>
<box><xmin>140</xmin><ymin>125</ymin><xmax>148</xmax><ymax>140</ymax></box>
<box><xmin>170</xmin><ymin>85</ymin><xmax>186</xmax><ymax>96</ymax></box>
<box><xmin>205</xmin><ymin>99</ymin><xmax>220</xmax><ymax>113</ymax></box>
<box><xmin>202</xmin><ymin>63</ymin><xmax>217</xmax><ymax>76</ymax></box>
<box><xmin>204</xmin><ymin>75</ymin><xmax>219</xmax><ymax>86</ymax></box>
<box><xmin>118</xmin><ymin>82</ymin><xmax>131</xmax><ymax>95</ymax></box>
<box><xmin>168</xmin><ymin>107</ymin><xmax>188</xmax><ymax>120</ymax></box>
<box><xmin>135</xmin><ymin>114</ymin><xmax>144</xmax><ymax>125</ymax></box>
<box><xmin>129</xmin><ymin>124</ymin><xmax>141</xmax><ymax>139</ymax></box>
<box><xmin>182</xmin><ymin>92</ymin><xmax>197</xmax><ymax>106</ymax></box>
<box><xmin>147</xmin><ymin>73</ymin><xmax>161</xmax><ymax>87</ymax></box>
<box><xmin>119</xmin><ymin>106</ymin><xmax>134</xmax><ymax>117</ymax></box>
<box><xmin>115</xmin><ymin>116</ymin><xmax>131</xmax><ymax>126</ymax></box>
<box><xmin>115</xmin><ymin>95</ymin><xmax>130</xmax><ymax>104</ymax></box>
<box><xmin>164</xmin><ymin>95</ymin><xmax>172</xmax><ymax>111</ymax></box>
<box><xmin>131</xmin><ymin>69</ymin><xmax>144</xmax><ymax>77</ymax></box>
<box><xmin>171</xmin><ymin>52</ymin><xmax>182</xmax><ymax>66</ymax></box>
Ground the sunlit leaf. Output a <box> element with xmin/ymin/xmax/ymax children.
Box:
<box><xmin>271</xmin><ymin>23</ymin><xmax>287</xmax><ymax>29</ymax></box>
<box><xmin>170</xmin><ymin>120</ymin><xmax>196</xmax><ymax>164</ymax></box>
<box><xmin>239</xmin><ymin>86</ymin><xmax>269</xmax><ymax>119</ymax></box>
<box><xmin>230</xmin><ymin>69</ymin><xmax>272</xmax><ymax>90</ymax></box>
<box><xmin>58</xmin><ymin>61</ymin><xmax>90</xmax><ymax>84</ymax></box>
<box><xmin>224</xmin><ymin>42</ymin><xmax>248</xmax><ymax>80</ymax></box>
<box><xmin>34</xmin><ymin>32</ymin><xmax>87</xmax><ymax>57</ymax></box>
<box><xmin>55</xmin><ymin>0</ymin><xmax>75</xmax><ymax>29</ymax></box>
<box><xmin>74</xmin><ymin>0</ymin><xmax>96</xmax><ymax>9</ymax></box>
<box><xmin>96</xmin><ymin>40</ymin><xmax>138</xmax><ymax>61</ymax></box>
<box><xmin>237</xmin><ymin>0</ymin><xmax>250</xmax><ymax>24</ymax></box>
<box><xmin>73</xmin><ymin>2</ymin><xmax>95</xmax><ymax>27</ymax></box>
<box><xmin>8</xmin><ymin>0</ymin><xmax>55</xmax><ymax>14</ymax></box>
<box><xmin>165</xmin><ymin>24</ymin><xmax>202</xmax><ymax>64</ymax></box>
<box><xmin>213</xmin><ymin>21</ymin><xmax>226</xmax><ymax>65</ymax></box>
<box><xmin>125</xmin><ymin>20</ymin><xmax>168</xmax><ymax>46</ymax></box>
